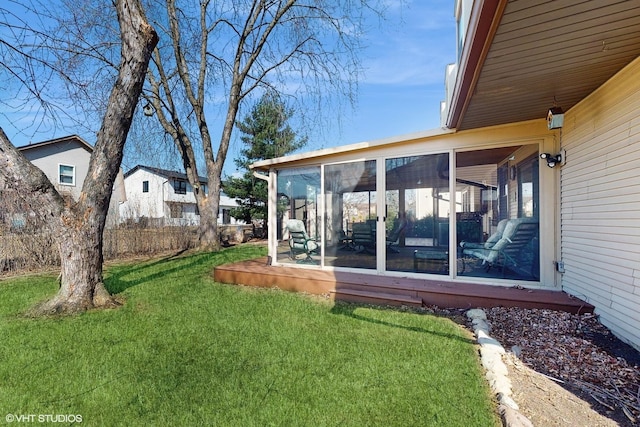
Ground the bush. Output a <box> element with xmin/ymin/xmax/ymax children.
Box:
<box><xmin>408</xmin><ymin>214</ymin><xmax>435</xmax><ymax>238</ymax></box>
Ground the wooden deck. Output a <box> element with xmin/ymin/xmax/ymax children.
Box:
<box><xmin>213</xmin><ymin>258</ymin><xmax>594</xmax><ymax>314</ymax></box>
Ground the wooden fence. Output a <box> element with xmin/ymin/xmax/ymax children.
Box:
<box><xmin>0</xmin><ymin>224</ymin><xmax>253</xmax><ymax>275</ymax></box>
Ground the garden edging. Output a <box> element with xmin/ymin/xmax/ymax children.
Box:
<box><xmin>466</xmin><ymin>309</ymin><xmax>533</xmax><ymax>427</ymax></box>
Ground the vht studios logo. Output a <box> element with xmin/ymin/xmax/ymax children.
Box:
<box><xmin>5</xmin><ymin>414</ymin><xmax>83</xmax><ymax>423</ymax></box>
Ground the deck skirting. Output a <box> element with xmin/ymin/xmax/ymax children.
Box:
<box><xmin>213</xmin><ymin>258</ymin><xmax>593</xmax><ymax>314</ymax></box>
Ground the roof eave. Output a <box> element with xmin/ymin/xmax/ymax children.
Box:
<box><xmin>125</xmin><ymin>164</ymin><xmax>208</xmax><ymax>183</ymax></box>
<box><xmin>17</xmin><ymin>134</ymin><xmax>94</xmax><ymax>153</ymax></box>
<box><xmin>250</xmin><ymin>127</ymin><xmax>455</xmax><ymax>171</ymax></box>
<box><xmin>445</xmin><ymin>0</ymin><xmax>508</xmax><ymax>130</ymax></box>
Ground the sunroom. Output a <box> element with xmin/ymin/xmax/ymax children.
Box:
<box><xmin>251</xmin><ymin>121</ymin><xmax>560</xmax><ymax>288</ymax></box>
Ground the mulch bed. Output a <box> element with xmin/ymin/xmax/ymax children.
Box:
<box><xmin>481</xmin><ymin>307</ymin><xmax>640</xmax><ymax>426</ymax></box>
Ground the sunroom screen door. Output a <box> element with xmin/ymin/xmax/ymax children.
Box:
<box><xmin>323</xmin><ymin>160</ymin><xmax>377</xmax><ymax>270</ymax></box>
<box><xmin>385</xmin><ymin>154</ymin><xmax>450</xmax><ymax>274</ymax></box>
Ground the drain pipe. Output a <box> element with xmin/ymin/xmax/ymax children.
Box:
<box><xmin>252</xmin><ymin>170</ymin><xmax>272</xmax><ymax>264</ymax></box>
<box><xmin>252</xmin><ymin>171</ymin><xmax>269</xmax><ymax>182</ymax></box>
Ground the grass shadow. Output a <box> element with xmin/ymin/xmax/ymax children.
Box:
<box><xmin>330</xmin><ymin>302</ymin><xmax>474</xmax><ymax>345</ymax></box>
<box><xmin>104</xmin><ymin>247</ymin><xmax>246</xmax><ymax>294</ymax></box>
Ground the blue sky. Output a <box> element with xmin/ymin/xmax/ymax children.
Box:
<box><xmin>324</xmin><ymin>1</ymin><xmax>455</xmax><ymax>146</ymax></box>
<box><xmin>1</xmin><ymin>1</ymin><xmax>456</xmax><ymax>173</ymax></box>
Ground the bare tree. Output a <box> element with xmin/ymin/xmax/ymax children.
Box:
<box><xmin>0</xmin><ymin>0</ymin><xmax>158</xmax><ymax>314</ymax></box>
<box><xmin>144</xmin><ymin>0</ymin><xmax>383</xmax><ymax>250</ymax></box>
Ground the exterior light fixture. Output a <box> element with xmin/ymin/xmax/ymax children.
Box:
<box><xmin>547</xmin><ymin>106</ymin><xmax>564</xmax><ymax>130</ymax></box>
<box><xmin>143</xmin><ymin>102</ymin><xmax>154</xmax><ymax>117</ymax></box>
<box><xmin>540</xmin><ymin>152</ymin><xmax>563</xmax><ymax>168</ymax></box>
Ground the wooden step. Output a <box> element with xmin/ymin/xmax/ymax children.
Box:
<box><xmin>331</xmin><ymin>288</ymin><xmax>423</xmax><ymax>307</ymax></box>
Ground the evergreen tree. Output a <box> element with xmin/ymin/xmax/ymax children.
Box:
<box><xmin>224</xmin><ymin>92</ymin><xmax>307</xmax><ymax>234</ymax></box>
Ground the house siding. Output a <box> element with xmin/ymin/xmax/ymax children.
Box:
<box><xmin>120</xmin><ymin>166</ymin><xmax>243</xmax><ymax>226</ymax></box>
<box><xmin>17</xmin><ymin>137</ymin><xmax>125</xmax><ymax>228</ymax></box>
<box><xmin>21</xmin><ymin>141</ymin><xmax>91</xmax><ymax>201</ymax></box>
<box><xmin>120</xmin><ymin>169</ymin><xmax>168</xmax><ymax>220</ymax></box>
<box><xmin>561</xmin><ymin>56</ymin><xmax>640</xmax><ymax>350</ymax></box>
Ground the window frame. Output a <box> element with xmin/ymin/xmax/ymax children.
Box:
<box><xmin>173</xmin><ymin>180</ymin><xmax>187</xmax><ymax>195</ymax></box>
<box><xmin>58</xmin><ymin>164</ymin><xmax>76</xmax><ymax>186</ymax></box>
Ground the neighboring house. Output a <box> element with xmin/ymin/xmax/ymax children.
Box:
<box><xmin>3</xmin><ymin>135</ymin><xmax>125</xmax><ymax>228</ymax></box>
<box><xmin>119</xmin><ymin>165</ymin><xmax>241</xmax><ymax>226</ymax></box>
<box><xmin>251</xmin><ymin>1</ymin><xmax>640</xmax><ymax>350</ymax></box>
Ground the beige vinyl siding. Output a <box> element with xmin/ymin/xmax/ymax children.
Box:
<box><xmin>560</xmin><ymin>56</ymin><xmax>640</xmax><ymax>350</ymax></box>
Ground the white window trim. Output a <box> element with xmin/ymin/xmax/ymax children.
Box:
<box><xmin>58</xmin><ymin>164</ymin><xmax>76</xmax><ymax>186</ymax></box>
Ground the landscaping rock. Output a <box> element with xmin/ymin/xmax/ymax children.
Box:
<box><xmin>466</xmin><ymin>308</ymin><xmax>533</xmax><ymax>427</ymax></box>
<box><xmin>499</xmin><ymin>404</ymin><xmax>534</xmax><ymax>427</ymax></box>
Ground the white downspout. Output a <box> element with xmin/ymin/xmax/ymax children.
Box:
<box><xmin>252</xmin><ymin>170</ymin><xmax>272</xmax><ymax>264</ymax></box>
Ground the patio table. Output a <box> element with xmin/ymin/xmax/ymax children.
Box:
<box><xmin>413</xmin><ymin>249</ymin><xmax>465</xmax><ymax>274</ymax></box>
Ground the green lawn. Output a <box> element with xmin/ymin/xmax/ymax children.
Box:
<box><xmin>0</xmin><ymin>245</ymin><xmax>498</xmax><ymax>426</ymax></box>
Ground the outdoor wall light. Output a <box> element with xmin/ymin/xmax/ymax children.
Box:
<box><xmin>547</xmin><ymin>106</ymin><xmax>564</xmax><ymax>129</ymax></box>
<box><xmin>540</xmin><ymin>152</ymin><xmax>563</xmax><ymax>168</ymax></box>
<box><xmin>143</xmin><ymin>102</ymin><xmax>154</xmax><ymax>117</ymax></box>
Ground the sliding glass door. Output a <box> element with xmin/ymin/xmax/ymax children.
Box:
<box><xmin>321</xmin><ymin>153</ymin><xmax>454</xmax><ymax>275</ymax></box>
<box><xmin>324</xmin><ymin>160</ymin><xmax>377</xmax><ymax>270</ymax></box>
<box><xmin>385</xmin><ymin>154</ymin><xmax>450</xmax><ymax>274</ymax></box>
<box><xmin>276</xmin><ymin>166</ymin><xmax>321</xmax><ymax>265</ymax></box>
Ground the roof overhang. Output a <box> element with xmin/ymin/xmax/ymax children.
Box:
<box><xmin>250</xmin><ymin>127</ymin><xmax>455</xmax><ymax>171</ymax></box>
<box><xmin>17</xmin><ymin>134</ymin><xmax>93</xmax><ymax>153</ymax></box>
<box><xmin>125</xmin><ymin>164</ymin><xmax>208</xmax><ymax>183</ymax></box>
<box><xmin>446</xmin><ymin>0</ymin><xmax>640</xmax><ymax>131</ymax></box>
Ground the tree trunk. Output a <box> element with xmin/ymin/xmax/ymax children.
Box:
<box><xmin>20</xmin><ymin>0</ymin><xmax>158</xmax><ymax>316</ymax></box>
<box><xmin>32</xmin><ymin>215</ymin><xmax>118</xmax><ymax>314</ymax></box>
<box><xmin>196</xmin><ymin>189</ymin><xmax>221</xmax><ymax>251</ymax></box>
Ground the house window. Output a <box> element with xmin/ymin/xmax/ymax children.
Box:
<box><xmin>58</xmin><ymin>164</ymin><xmax>75</xmax><ymax>186</ymax></box>
<box><xmin>222</xmin><ymin>209</ymin><xmax>231</xmax><ymax>224</ymax></box>
<box><xmin>173</xmin><ymin>180</ymin><xmax>187</xmax><ymax>194</ymax></box>
<box><xmin>142</xmin><ymin>181</ymin><xmax>149</xmax><ymax>193</ymax></box>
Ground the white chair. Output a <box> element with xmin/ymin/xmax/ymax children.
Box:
<box><xmin>462</xmin><ymin>218</ymin><xmax>538</xmax><ymax>278</ymax></box>
<box><xmin>459</xmin><ymin>218</ymin><xmax>509</xmax><ymax>251</ymax></box>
